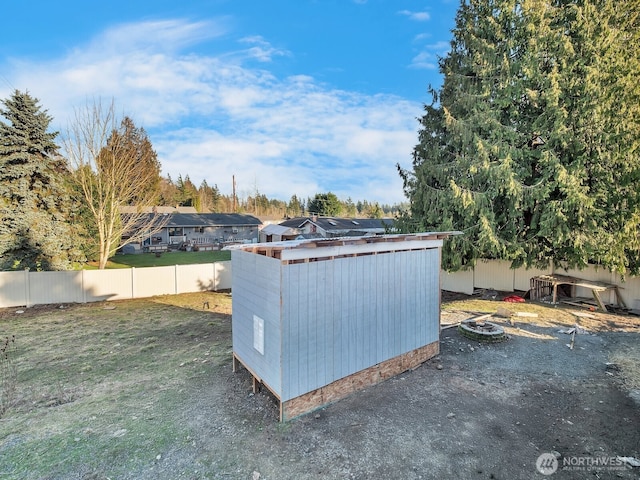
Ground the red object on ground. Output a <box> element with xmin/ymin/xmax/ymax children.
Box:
<box><xmin>503</xmin><ymin>295</ymin><xmax>525</xmax><ymax>303</ymax></box>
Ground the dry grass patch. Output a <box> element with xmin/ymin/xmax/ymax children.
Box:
<box><xmin>610</xmin><ymin>347</ymin><xmax>640</xmax><ymax>391</ymax></box>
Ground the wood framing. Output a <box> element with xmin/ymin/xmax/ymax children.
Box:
<box><xmin>529</xmin><ymin>274</ymin><xmax>626</xmax><ymax>311</ymax></box>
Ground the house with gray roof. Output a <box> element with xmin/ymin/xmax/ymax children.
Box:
<box><xmin>130</xmin><ymin>213</ymin><xmax>262</xmax><ymax>251</ymax></box>
<box><xmin>273</xmin><ymin>216</ymin><xmax>395</xmax><ymax>240</ymax></box>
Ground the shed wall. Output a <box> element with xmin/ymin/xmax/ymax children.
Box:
<box><xmin>280</xmin><ymin>248</ymin><xmax>441</xmax><ymax>402</ymax></box>
<box><xmin>231</xmin><ymin>250</ymin><xmax>283</xmax><ymax>395</ymax></box>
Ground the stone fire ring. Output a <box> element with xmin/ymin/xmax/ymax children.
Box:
<box><xmin>458</xmin><ymin>318</ymin><xmax>507</xmax><ymax>342</ymax></box>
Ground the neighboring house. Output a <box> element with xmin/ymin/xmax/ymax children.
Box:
<box><xmin>120</xmin><ymin>206</ymin><xmax>198</xmax><ymax>214</ymax></box>
<box><xmin>131</xmin><ymin>213</ymin><xmax>262</xmax><ymax>250</ymax></box>
<box><xmin>274</xmin><ymin>216</ymin><xmax>395</xmax><ymax>240</ymax></box>
<box><xmin>258</xmin><ymin>223</ymin><xmax>302</xmax><ymax>243</ymax></box>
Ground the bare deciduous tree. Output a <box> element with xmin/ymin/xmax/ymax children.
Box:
<box><xmin>63</xmin><ymin>100</ymin><xmax>168</xmax><ymax>269</ymax></box>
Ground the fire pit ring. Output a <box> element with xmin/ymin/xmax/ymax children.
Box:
<box><xmin>458</xmin><ymin>318</ymin><xmax>507</xmax><ymax>342</ymax></box>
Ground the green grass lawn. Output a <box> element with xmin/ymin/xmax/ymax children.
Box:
<box><xmin>88</xmin><ymin>250</ymin><xmax>231</xmax><ymax>269</ymax></box>
<box><xmin>0</xmin><ymin>292</ymin><xmax>234</xmax><ymax>479</ymax></box>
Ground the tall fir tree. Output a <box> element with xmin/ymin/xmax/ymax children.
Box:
<box><xmin>0</xmin><ymin>90</ymin><xmax>83</xmax><ymax>270</ymax></box>
<box><xmin>308</xmin><ymin>192</ymin><xmax>343</xmax><ymax>216</ymax></box>
<box><xmin>398</xmin><ymin>0</ymin><xmax>640</xmax><ymax>273</ymax></box>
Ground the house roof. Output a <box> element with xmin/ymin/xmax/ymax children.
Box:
<box><xmin>261</xmin><ymin>223</ymin><xmax>298</xmax><ymax>236</ymax></box>
<box><xmin>279</xmin><ymin>216</ymin><xmax>394</xmax><ymax>231</ymax></box>
<box><xmin>120</xmin><ymin>206</ymin><xmax>198</xmax><ymax>214</ymax></box>
<box><xmin>166</xmin><ymin>213</ymin><xmax>262</xmax><ymax>227</ymax></box>
<box><xmin>133</xmin><ymin>213</ymin><xmax>262</xmax><ymax>227</ymax></box>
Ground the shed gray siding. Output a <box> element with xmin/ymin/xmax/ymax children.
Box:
<box><xmin>280</xmin><ymin>248</ymin><xmax>440</xmax><ymax>401</ymax></box>
<box><xmin>231</xmin><ymin>250</ymin><xmax>283</xmax><ymax>395</ymax></box>
<box><xmin>231</xmin><ymin>233</ymin><xmax>452</xmax><ymax>415</ymax></box>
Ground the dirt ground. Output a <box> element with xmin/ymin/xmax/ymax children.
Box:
<box><xmin>143</xmin><ymin>292</ymin><xmax>640</xmax><ymax>480</ymax></box>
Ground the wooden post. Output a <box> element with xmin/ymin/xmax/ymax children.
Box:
<box><xmin>591</xmin><ymin>290</ymin><xmax>607</xmax><ymax>312</ymax></box>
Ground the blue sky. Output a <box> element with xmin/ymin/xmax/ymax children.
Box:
<box><xmin>0</xmin><ymin>0</ymin><xmax>458</xmax><ymax>205</ymax></box>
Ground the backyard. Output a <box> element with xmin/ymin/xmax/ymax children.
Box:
<box><xmin>0</xmin><ymin>291</ymin><xmax>638</xmax><ymax>479</ymax></box>
<box><xmin>95</xmin><ymin>250</ymin><xmax>231</xmax><ymax>269</ymax></box>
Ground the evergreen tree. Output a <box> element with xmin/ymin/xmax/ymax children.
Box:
<box><xmin>114</xmin><ymin>117</ymin><xmax>161</xmax><ymax>206</ymax></box>
<box><xmin>175</xmin><ymin>174</ymin><xmax>199</xmax><ymax>207</ymax></box>
<box><xmin>198</xmin><ymin>180</ymin><xmax>221</xmax><ymax>213</ymax></box>
<box><xmin>158</xmin><ymin>175</ymin><xmax>179</xmax><ymax>206</ymax></box>
<box><xmin>308</xmin><ymin>192</ymin><xmax>343</xmax><ymax>216</ymax></box>
<box><xmin>342</xmin><ymin>197</ymin><xmax>357</xmax><ymax>217</ymax></box>
<box><xmin>287</xmin><ymin>195</ymin><xmax>303</xmax><ymax>217</ymax></box>
<box><xmin>398</xmin><ymin>0</ymin><xmax>640</xmax><ymax>273</ymax></box>
<box><xmin>0</xmin><ymin>90</ymin><xmax>83</xmax><ymax>270</ymax></box>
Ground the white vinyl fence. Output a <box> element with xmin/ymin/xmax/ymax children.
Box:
<box><xmin>1</xmin><ymin>259</ymin><xmax>639</xmax><ymax>310</ymax></box>
<box><xmin>0</xmin><ymin>261</ymin><xmax>231</xmax><ymax>308</ymax></box>
<box><xmin>441</xmin><ymin>260</ymin><xmax>640</xmax><ymax>309</ymax></box>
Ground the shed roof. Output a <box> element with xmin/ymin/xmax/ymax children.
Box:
<box><xmin>228</xmin><ymin>232</ymin><xmax>460</xmax><ymax>262</ymax></box>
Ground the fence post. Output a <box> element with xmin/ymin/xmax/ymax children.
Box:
<box><xmin>82</xmin><ymin>269</ymin><xmax>86</xmax><ymax>304</ymax></box>
<box><xmin>131</xmin><ymin>267</ymin><xmax>135</xmax><ymax>299</ymax></box>
<box><xmin>24</xmin><ymin>268</ymin><xmax>30</xmax><ymax>308</ymax></box>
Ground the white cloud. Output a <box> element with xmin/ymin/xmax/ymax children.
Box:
<box><xmin>0</xmin><ymin>18</ymin><xmax>420</xmax><ymax>205</ymax></box>
<box><xmin>85</xmin><ymin>19</ymin><xmax>228</xmax><ymax>56</ymax></box>
<box><xmin>398</xmin><ymin>10</ymin><xmax>431</xmax><ymax>21</ymax></box>
<box><xmin>238</xmin><ymin>35</ymin><xmax>290</xmax><ymax>62</ymax></box>
<box><xmin>409</xmin><ymin>41</ymin><xmax>450</xmax><ymax>70</ymax></box>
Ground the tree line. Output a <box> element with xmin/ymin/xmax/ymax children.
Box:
<box><xmin>158</xmin><ymin>175</ymin><xmax>404</xmax><ymax>219</ymax></box>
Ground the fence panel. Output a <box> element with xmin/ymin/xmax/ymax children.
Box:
<box><xmin>28</xmin><ymin>271</ymin><xmax>84</xmax><ymax>307</ymax></box>
<box><xmin>215</xmin><ymin>261</ymin><xmax>232</xmax><ymax>290</ymax></box>
<box><xmin>474</xmin><ymin>260</ymin><xmax>515</xmax><ymax>292</ymax></box>
<box><xmin>82</xmin><ymin>269</ymin><xmax>133</xmax><ymax>302</ymax></box>
<box><xmin>612</xmin><ymin>272</ymin><xmax>640</xmax><ymax>310</ymax></box>
<box><xmin>514</xmin><ymin>266</ymin><xmax>550</xmax><ymax>292</ymax></box>
<box><xmin>176</xmin><ymin>264</ymin><xmax>216</xmax><ymax>293</ymax></box>
<box><xmin>441</xmin><ymin>269</ymin><xmax>474</xmax><ymax>295</ymax></box>
<box><xmin>0</xmin><ymin>271</ymin><xmax>28</xmax><ymax>308</ymax></box>
<box><xmin>133</xmin><ymin>266</ymin><xmax>177</xmax><ymax>298</ymax></box>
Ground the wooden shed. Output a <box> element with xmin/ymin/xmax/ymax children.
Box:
<box><xmin>230</xmin><ymin>232</ymin><xmax>455</xmax><ymax>420</ymax></box>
